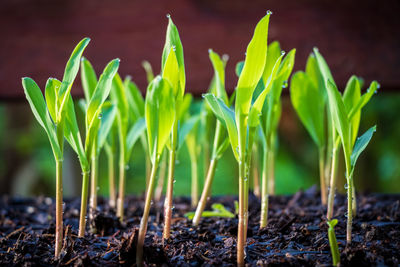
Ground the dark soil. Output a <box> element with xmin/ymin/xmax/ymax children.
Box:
<box><xmin>1</xmin><ymin>186</ymin><xmax>399</xmax><ymax>266</ymax></box>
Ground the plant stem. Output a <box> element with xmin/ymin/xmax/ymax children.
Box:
<box><xmin>192</xmin><ymin>158</ymin><xmax>218</xmax><ymax>226</ymax></box>
<box><xmin>55</xmin><ymin>159</ymin><xmax>63</xmax><ymax>258</ymax></box>
<box><xmin>136</xmin><ymin>159</ymin><xmax>159</xmax><ymax>266</ymax></box>
<box><xmin>327</xmin><ymin>145</ymin><xmax>339</xmax><ymax>220</ymax></box>
<box><xmin>260</xmin><ymin>148</ymin><xmax>269</xmax><ymax>228</ymax></box>
<box><xmin>351</xmin><ymin>178</ymin><xmax>357</xmax><ymax>216</ymax></box>
<box><xmin>267</xmin><ymin>147</ymin><xmax>275</xmax><ymax>196</ymax></box>
<box><xmin>155</xmin><ymin>150</ymin><xmax>167</xmax><ymax>202</ymax></box>
<box><xmin>163</xmin><ymin>121</ymin><xmax>178</xmax><ymax>240</ymax></box>
<box><xmin>346</xmin><ymin>168</ymin><xmax>353</xmax><ymax>244</ymax></box>
<box><xmin>190</xmin><ymin>154</ymin><xmax>198</xmax><ymax>207</ymax></box>
<box><xmin>105</xmin><ymin>144</ymin><xmax>116</xmax><ymax>208</ymax></box>
<box><xmin>89</xmin><ymin>147</ymin><xmax>98</xmax><ymax>219</ymax></box>
<box><xmin>117</xmin><ymin>157</ymin><xmax>125</xmax><ymax>221</ymax></box>
<box><xmin>252</xmin><ymin>145</ymin><xmax>260</xmax><ymax>198</ymax></box>
<box><xmin>117</xmin><ymin>140</ymin><xmax>126</xmax><ymax>221</ymax></box>
<box><xmin>78</xmin><ymin>171</ymin><xmax>90</xmax><ymax>237</ymax></box>
<box><xmin>145</xmin><ymin>151</ymin><xmax>151</xmax><ymax>191</ymax></box>
<box><xmin>237</xmin><ymin>114</ymin><xmax>247</xmax><ymax>267</ymax></box>
<box><xmin>319</xmin><ymin>148</ymin><xmax>327</xmax><ymax>205</ymax></box>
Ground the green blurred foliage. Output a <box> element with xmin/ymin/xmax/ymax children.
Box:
<box><xmin>0</xmin><ymin>93</ymin><xmax>399</xmax><ymax>197</ymax></box>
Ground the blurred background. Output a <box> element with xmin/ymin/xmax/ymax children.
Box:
<box><xmin>0</xmin><ymin>0</ymin><xmax>399</xmax><ymax>197</ymax></box>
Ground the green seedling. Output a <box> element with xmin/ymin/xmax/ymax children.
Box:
<box><xmin>327</xmin><ymin>219</ymin><xmax>340</xmax><ymax>266</ymax></box>
<box><xmin>154</xmin><ymin>149</ymin><xmax>168</xmax><ymax>202</ymax></box>
<box><xmin>290</xmin><ymin>54</ymin><xmax>327</xmax><ymax>205</ymax></box>
<box><xmin>136</xmin><ymin>76</ymin><xmax>176</xmax><ymax>266</ymax></box>
<box><xmin>161</xmin><ymin>15</ymin><xmax>186</xmax><ymax>240</ymax></box>
<box><xmin>324</xmin><ymin>77</ymin><xmax>377</xmax><ymax>243</ymax></box>
<box><xmin>22</xmin><ymin>37</ymin><xmax>90</xmax><ymax>257</ymax></box>
<box><xmin>64</xmin><ymin>58</ymin><xmax>120</xmax><ymax>238</ymax></box>
<box><xmin>185</xmin><ymin>203</ymin><xmax>235</xmax><ymax>219</ymax></box>
<box><xmin>193</xmin><ymin>50</ymin><xmax>231</xmax><ymax>226</ymax></box>
<box><xmin>313</xmin><ymin>49</ymin><xmax>379</xmax><ymax>221</ymax></box>
<box><xmin>103</xmin><ymin>119</ymin><xmax>118</xmax><ymax>207</ymax></box>
<box><xmin>111</xmin><ymin>73</ymin><xmax>146</xmax><ymax>221</ymax></box>
<box><xmin>80</xmin><ymin>58</ymin><xmax>117</xmax><ymax>218</ymax></box>
<box><xmin>258</xmin><ymin>42</ymin><xmax>295</xmax><ymax>227</ymax></box>
<box><xmin>204</xmin><ymin>12</ymin><xmax>291</xmax><ymax>266</ymax></box>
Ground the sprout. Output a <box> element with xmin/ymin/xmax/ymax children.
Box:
<box><xmin>21</xmin><ymin>37</ymin><xmax>90</xmax><ymax>257</ymax></box>
<box><xmin>327</xmin><ymin>219</ymin><xmax>340</xmax><ymax>266</ymax></box>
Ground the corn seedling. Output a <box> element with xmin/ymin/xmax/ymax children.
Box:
<box><xmin>160</xmin><ymin>15</ymin><xmax>186</xmax><ymax>240</ymax></box>
<box><xmin>136</xmin><ymin>76</ymin><xmax>176</xmax><ymax>266</ymax></box>
<box><xmin>193</xmin><ymin>50</ymin><xmax>231</xmax><ymax>226</ymax></box>
<box><xmin>80</xmin><ymin>58</ymin><xmax>118</xmax><ymax>218</ymax></box>
<box><xmin>327</xmin><ymin>219</ymin><xmax>340</xmax><ymax>266</ymax></box>
<box><xmin>111</xmin><ymin>73</ymin><xmax>146</xmax><ymax>221</ymax></box>
<box><xmin>313</xmin><ymin>49</ymin><xmax>379</xmax><ymax>221</ymax></box>
<box><xmin>258</xmin><ymin>42</ymin><xmax>296</xmax><ymax>228</ymax></box>
<box><xmin>204</xmin><ymin>12</ymin><xmax>295</xmax><ymax>266</ymax></box>
<box><xmin>22</xmin><ymin>37</ymin><xmax>90</xmax><ymax>256</ymax></box>
<box><xmin>290</xmin><ymin>54</ymin><xmax>328</xmax><ymax>205</ymax></box>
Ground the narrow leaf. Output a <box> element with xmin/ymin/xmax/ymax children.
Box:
<box><xmin>80</xmin><ymin>57</ymin><xmax>98</xmax><ymax>102</ymax></box>
<box><xmin>350</xmin><ymin>125</ymin><xmax>376</xmax><ymax>167</ymax></box>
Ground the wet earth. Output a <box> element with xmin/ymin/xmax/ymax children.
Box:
<box><xmin>0</xmin><ymin>187</ymin><xmax>399</xmax><ymax>266</ymax></box>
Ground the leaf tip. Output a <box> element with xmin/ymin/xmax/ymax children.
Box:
<box><xmin>266</xmin><ymin>10</ymin><xmax>273</xmax><ymax>15</ymax></box>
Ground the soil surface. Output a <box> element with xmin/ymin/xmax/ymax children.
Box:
<box><xmin>0</xmin><ymin>186</ymin><xmax>399</xmax><ymax>266</ymax></box>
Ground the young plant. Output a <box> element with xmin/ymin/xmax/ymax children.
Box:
<box><xmin>258</xmin><ymin>42</ymin><xmax>296</xmax><ymax>227</ymax></box>
<box><xmin>205</xmin><ymin>12</ymin><xmax>290</xmax><ymax>266</ymax></box>
<box><xmin>161</xmin><ymin>15</ymin><xmax>186</xmax><ymax>240</ymax></box>
<box><xmin>313</xmin><ymin>49</ymin><xmax>379</xmax><ymax>220</ymax></box>
<box><xmin>192</xmin><ymin>50</ymin><xmax>231</xmax><ymax>226</ymax></box>
<box><xmin>111</xmin><ymin>73</ymin><xmax>146</xmax><ymax>221</ymax></box>
<box><xmin>327</xmin><ymin>219</ymin><xmax>340</xmax><ymax>266</ymax></box>
<box><xmin>323</xmin><ymin>76</ymin><xmax>377</xmax><ymax>243</ymax></box>
<box><xmin>65</xmin><ymin>58</ymin><xmax>120</xmax><ymax>237</ymax></box>
<box><xmin>80</xmin><ymin>58</ymin><xmax>117</xmax><ymax>218</ymax></box>
<box><xmin>22</xmin><ymin>37</ymin><xmax>90</xmax><ymax>257</ymax></box>
<box><xmin>290</xmin><ymin>54</ymin><xmax>327</xmax><ymax>205</ymax></box>
<box><xmin>185</xmin><ymin>203</ymin><xmax>234</xmax><ymax>219</ymax></box>
<box><xmin>136</xmin><ymin>76</ymin><xmax>176</xmax><ymax>266</ymax></box>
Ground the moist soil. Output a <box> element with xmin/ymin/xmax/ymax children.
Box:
<box><xmin>0</xmin><ymin>186</ymin><xmax>399</xmax><ymax>266</ymax></box>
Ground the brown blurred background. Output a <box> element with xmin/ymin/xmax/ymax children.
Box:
<box><xmin>0</xmin><ymin>0</ymin><xmax>399</xmax><ymax>197</ymax></box>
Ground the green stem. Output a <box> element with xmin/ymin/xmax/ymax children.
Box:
<box><xmin>252</xmin><ymin>145</ymin><xmax>260</xmax><ymax>198</ymax></box>
<box><xmin>260</xmin><ymin>148</ymin><xmax>269</xmax><ymax>228</ymax></box>
<box><xmin>267</xmin><ymin>147</ymin><xmax>275</xmax><ymax>196</ymax></box>
<box><xmin>163</xmin><ymin>121</ymin><xmax>178</xmax><ymax>240</ymax></box>
<box><xmin>155</xmin><ymin>150</ymin><xmax>167</xmax><ymax>202</ymax></box>
<box><xmin>327</xmin><ymin>145</ymin><xmax>339</xmax><ymax>220</ymax></box>
<box><xmin>346</xmin><ymin>169</ymin><xmax>353</xmax><ymax>244</ymax></box>
<box><xmin>55</xmin><ymin>159</ymin><xmax>63</xmax><ymax>258</ymax></box>
<box><xmin>319</xmin><ymin>147</ymin><xmax>327</xmax><ymax>205</ymax></box>
<box><xmin>117</xmin><ymin>155</ymin><xmax>125</xmax><ymax>221</ymax></box>
<box><xmin>105</xmin><ymin>145</ymin><xmax>116</xmax><ymax>208</ymax></box>
<box><xmin>190</xmin><ymin>154</ymin><xmax>198</xmax><ymax>207</ymax></box>
<box><xmin>89</xmin><ymin>147</ymin><xmax>98</xmax><ymax>219</ymax></box>
<box><xmin>78</xmin><ymin>171</ymin><xmax>90</xmax><ymax>237</ymax></box>
<box><xmin>136</xmin><ymin>158</ymin><xmax>159</xmax><ymax>266</ymax></box>
<box><xmin>192</xmin><ymin>158</ymin><xmax>218</xmax><ymax>226</ymax></box>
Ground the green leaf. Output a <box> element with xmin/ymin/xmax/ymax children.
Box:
<box><xmin>343</xmin><ymin>76</ymin><xmax>361</xmax><ymax>145</ymax></box>
<box><xmin>161</xmin><ymin>16</ymin><xmax>185</xmax><ymax>98</ymax></box>
<box><xmin>209</xmin><ymin>49</ymin><xmax>228</xmax><ymax>103</ymax></box>
<box><xmin>80</xmin><ymin>57</ymin><xmax>98</xmax><ymax>102</ymax></box>
<box><xmin>184</xmin><ymin>203</ymin><xmax>234</xmax><ymax>219</ymax></box>
<box><xmin>290</xmin><ymin>71</ymin><xmax>325</xmax><ymax>147</ymax></box>
<box><xmin>235</xmin><ymin>61</ymin><xmax>244</xmax><ymax>77</ymax></box>
<box><xmin>203</xmin><ymin>93</ymin><xmax>239</xmax><ymax>161</ymax></box>
<box><xmin>142</xmin><ymin>60</ymin><xmax>154</xmax><ymax>83</ymax></box>
<box><xmin>86</xmin><ymin>59</ymin><xmax>120</xmax><ymax>131</ymax></box>
<box><xmin>125</xmin><ymin>78</ymin><xmax>145</xmax><ymax>120</ymax></box>
<box><xmin>305</xmin><ymin>54</ymin><xmax>325</xmax><ymax>100</ymax></box>
<box><xmin>145</xmin><ymin>76</ymin><xmax>176</xmax><ymax>163</ymax></box>
<box><xmin>45</xmin><ymin>78</ymin><xmax>61</xmax><ymax>123</ymax></box>
<box><xmin>350</xmin><ymin>125</ymin><xmax>376</xmax><ymax>167</ymax></box>
<box><xmin>126</xmin><ymin>118</ymin><xmax>146</xmax><ymax>161</ymax></box>
<box><xmin>248</xmin><ymin>53</ymin><xmax>283</xmax><ymax>128</ymax></box>
<box><xmin>178</xmin><ymin>93</ymin><xmax>192</xmax><ymax>121</ymax></box>
<box><xmin>236</xmin><ymin>13</ymin><xmax>271</xmax><ymax>116</ymax></box>
<box><xmin>97</xmin><ymin>102</ymin><xmax>117</xmax><ymax>150</ymax></box>
<box><xmin>22</xmin><ymin>77</ymin><xmax>61</xmax><ymax>159</ymax></box>
<box><xmin>326</xmin><ymin>80</ymin><xmax>351</xmax><ymax>162</ymax></box>
<box><xmin>64</xmin><ymin>94</ymin><xmax>88</xmax><ymax>170</ymax></box>
<box><xmin>57</xmin><ymin>38</ymin><xmax>90</xmax><ymax>122</ymax></box>
<box><xmin>178</xmin><ymin>114</ymin><xmax>200</xmax><ymax>150</ymax></box>
<box><xmin>261</xmin><ymin>41</ymin><xmax>281</xmax><ymax>85</ymax></box>
<box><xmin>313</xmin><ymin>47</ymin><xmax>336</xmax><ymax>87</ymax></box>
<box><xmin>162</xmin><ymin>47</ymin><xmax>180</xmax><ymax>98</ymax></box>
<box><xmin>347</xmin><ymin>81</ymin><xmax>379</xmax><ymax>121</ymax></box>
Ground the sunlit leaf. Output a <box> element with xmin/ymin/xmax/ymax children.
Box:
<box><xmin>80</xmin><ymin>57</ymin><xmax>98</xmax><ymax>102</ymax></box>
<box><xmin>350</xmin><ymin>125</ymin><xmax>376</xmax><ymax>167</ymax></box>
